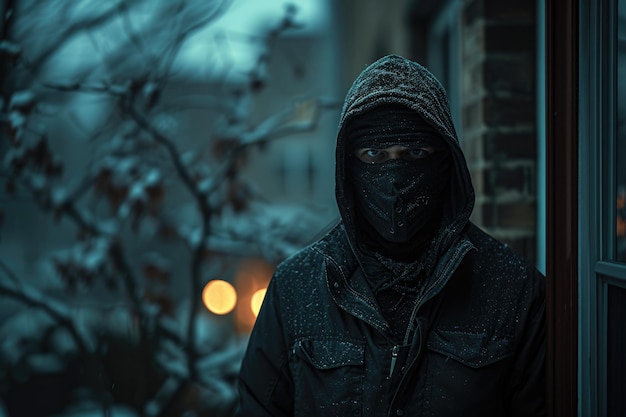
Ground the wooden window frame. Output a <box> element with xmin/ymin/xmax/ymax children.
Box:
<box><xmin>545</xmin><ymin>0</ymin><xmax>579</xmax><ymax>416</ymax></box>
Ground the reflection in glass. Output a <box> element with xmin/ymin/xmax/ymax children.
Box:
<box><xmin>607</xmin><ymin>285</ymin><xmax>626</xmax><ymax>417</ymax></box>
<box><xmin>617</xmin><ymin>0</ymin><xmax>626</xmax><ymax>261</ymax></box>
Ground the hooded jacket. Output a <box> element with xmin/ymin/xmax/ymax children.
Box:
<box><xmin>236</xmin><ymin>55</ymin><xmax>546</xmax><ymax>417</ymax></box>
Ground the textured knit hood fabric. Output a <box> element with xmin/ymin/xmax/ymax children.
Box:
<box><xmin>335</xmin><ymin>54</ymin><xmax>475</xmax><ymax>267</ymax></box>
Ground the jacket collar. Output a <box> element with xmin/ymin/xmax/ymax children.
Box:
<box><xmin>313</xmin><ymin>223</ymin><xmax>476</xmax><ymax>335</ymax></box>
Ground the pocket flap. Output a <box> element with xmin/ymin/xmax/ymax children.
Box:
<box><xmin>295</xmin><ymin>339</ymin><xmax>364</xmax><ymax>369</ymax></box>
<box><xmin>427</xmin><ymin>329</ymin><xmax>513</xmax><ymax>368</ymax></box>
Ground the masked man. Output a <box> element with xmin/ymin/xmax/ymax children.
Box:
<box><xmin>235</xmin><ymin>55</ymin><xmax>545</xmax><ymax>417</ymax></box>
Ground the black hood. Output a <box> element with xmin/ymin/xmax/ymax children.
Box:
<box><xmin>335</xmin><ymin>54</ymin><xmax>475</xmax><ymax>262</ymax></box>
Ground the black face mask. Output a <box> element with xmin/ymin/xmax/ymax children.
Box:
<box><xmin>348</xmin><ymin>141</ymin><xmax>451</xmax><ymax>244</ymax></box>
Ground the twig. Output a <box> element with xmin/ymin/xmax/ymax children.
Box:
<box><xmin>108</xmin><ymin>241</ymin><xmax>144</xmax><ymax>318</ymax></box>
<box><xmin>239</xmin><ymin>97</ymin><xmax>339</xmax><ymax>148</ymax></box>
<box><xmin>42</xmin><ymin>81</ymin><xmax>129</xmax><ymax>96</ymax></box>
<box><xmin>28</xmin><ymin>0</ymin><xmax>138</xmax><ymax>75</ymax></box>
<box><xmin>0</xmin><ymin>259</ymin><xmax>22</xmax><ymax>287</ymax></box>
<box><xmin>155</xmin><ymin>0</ymin><xmax>234</xmax><ymax>92</ymax></box>
<box><xmin>0</xmin><ymin>263</ymin><xmax>90</xmax><ymax>355</ymax></box>
<box><xmin>0</xmin><ymin>0</ymin><xmax>17</xmax><ymax>96</ymax></box>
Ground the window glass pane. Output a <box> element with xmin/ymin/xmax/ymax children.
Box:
<box><xmin>607</xmin><ymin>284</ymin><xmax>626</xmax><ymax>417</ymax></box>
<box><xmin>617</xmin><ymin>0</ymin><xmax>626</xmax><ymax>261</ymax></box>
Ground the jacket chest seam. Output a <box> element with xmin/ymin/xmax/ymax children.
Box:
<box><xmin>321</xmin><ymin>253</ymin><xmax>389</xmax><ymax>331</ymax></box>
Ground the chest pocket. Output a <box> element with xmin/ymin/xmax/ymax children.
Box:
<box><xmin>422</xmin><ymin>328</ymin><xmax>514</xmax><ymax>414</ymax></box>
<box><xmin>426</xmin><ymin>329</ymin><xmax>513</xmax><ymax>368</ymax></box>
<box><xmin>291</xmin><ymin>338</ymin><xmax>364</xmax><ymax>417</ymax></box>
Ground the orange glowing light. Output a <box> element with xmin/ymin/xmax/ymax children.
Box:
<box><xmin>250</xmin><ymin>288</ymin><xmax>267</xmax><ymax>317</ymax></box>
<box><xmin>202</xmin><ymin>280</ymin><xmax>237</xmax><ymax>315</ymax></box>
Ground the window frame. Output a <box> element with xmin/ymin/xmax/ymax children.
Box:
<box><xmin>579</xmin><ymin>0</ymin><xmax>626</xmax><ymax>415</ymax></box>
<box><xmin>545</xmin><ymin>0</ymin><xmax>579</xmax><ymax>415</ymax></box>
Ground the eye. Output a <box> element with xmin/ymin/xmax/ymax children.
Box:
<box><xmin>404</xmin><ymin>147</ymin><xmax>435</xmax><ymax>160</ymax></box>
<box><xmin>356</xmin><ymin>148</ymin><xmax>387</xmax><ymax>163</ymax></box>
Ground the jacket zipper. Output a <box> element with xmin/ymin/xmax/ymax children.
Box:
<box><xmin>402</xmin><ymin>239</ymin><xmax>475</xmax><ymax>346</ymax></box>
<box><xmin>387</xmin><ymin>239</ymin><xmax>475</xmax><ymax>416</ymax></box>
<box><xmin>388</xmin><ymin>345</ymin><xmax>399</xmax><ymax>378</ymax></box>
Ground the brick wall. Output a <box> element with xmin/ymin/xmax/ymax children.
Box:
<box><xmin>460</xmin><ymin>0</ymin><xmax>538</xmax><ymax>264</ymax></box>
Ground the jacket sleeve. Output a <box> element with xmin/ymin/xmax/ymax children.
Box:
<box><xmin>235</xmin><ymin>277</ymin><xmax>294</xmax><ymax>417</ymax></box>
<box><xmin>506</xmin><ymin>272</ymin><xmax>546</xmax><ymax>417</ymax></box>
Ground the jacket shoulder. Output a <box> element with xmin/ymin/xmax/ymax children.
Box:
<box><xmin>271</xmin><ymin>224</ymin><xmax>351</xmax><ymax>291</ymax></box>
<box><xmin>465</xmin><ymin>223</ymin><xmax>544</xmax><ymax>283</ymax></box>
<box><xmin>439</xmin><ymin>224</ymin><xmax>544</xmax><ymax>340</ymax></box>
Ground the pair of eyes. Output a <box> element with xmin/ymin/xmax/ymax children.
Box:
<box><xmin>354</xmin><ymin>145</ymin><xmax>435</xmax><ymax>164</ymax></box>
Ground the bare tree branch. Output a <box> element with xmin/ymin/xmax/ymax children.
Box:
<box><xmin>153</xmin><ymin>0</ymin><xmax>234</xmax><ymax>92</ymax></box>
<box><xmin>0</xmin><ymin>260</ymin><xmax>91</xmax><ymax>355</ymax></box>
<box><xmin>0</xmin><ymin>2</ymin><xmax>334</xmax><ymax>414</ymax></box>
<box><xmin>116</xmin><ymin>88</ymin><xmax>215</xmax><ymax>375</ymax></box>
<box><xmin>239</xmin><ymin>97</ymin><xmax>340</xmax><ymax>147</ymax></box>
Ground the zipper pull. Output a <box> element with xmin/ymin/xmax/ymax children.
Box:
<box><xmin>389</xmin><ymin>345</ymin><xmax>399</xmax><ymax>378</ymax></box>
